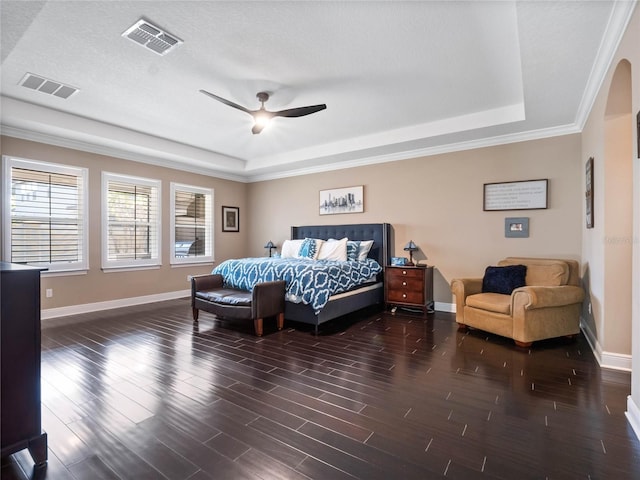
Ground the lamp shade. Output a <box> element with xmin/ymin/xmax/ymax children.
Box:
<box><xmin>264</xmin><ymin>240</ymin><xmax>275</xmax><ymax>249</ymax></box>
<box><xmin>403</xmin><ymin>240</ymin><xmax>418</xmax><ymax>252</ymax></box>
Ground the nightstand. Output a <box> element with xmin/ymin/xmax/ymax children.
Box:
<box><xmin>385</xmin><ymin>265</ymin><xmax>434</xmax><ymax>314</ymax></box>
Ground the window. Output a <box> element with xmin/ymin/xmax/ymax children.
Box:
<box><xmin>102</xmin><ymin>172</ymin><xmax>161</xmax><ymax>270</ymax></box>
<box><xmin>2</xmin><ymin>156</ymin><xmax>88</xmax><ymax>273</ymax></box>
<box><xmin>170</xmin><ymin>183</ymin><xmax>214</xmax><ymax>264</ymax></box>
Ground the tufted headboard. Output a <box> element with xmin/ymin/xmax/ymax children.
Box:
<box><xmin>290</xmin><ymin>223</ymin><xmax>392</xmax><ymax>267</ymax></box>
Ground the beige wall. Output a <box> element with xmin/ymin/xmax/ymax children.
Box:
<box><xmin>248</xmin><ymin>134</ymin><xmax>583</xmax><ymax>306</ymax></box>
<box><xmin>580</xmin><ymin>3</ymin><xmax>638</xmax><ymax>390</ymax></box>
<box><xmin>1</xmin><ymin>136</ymin><xmax>248</xmax><ymax>310</ymax></box>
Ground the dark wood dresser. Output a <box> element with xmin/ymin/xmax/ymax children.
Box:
<box><xmin>385</xmin><ymin>265</ymin><xmax>434</xmax><ymax>314</ymax></box>
<box><xmin>1</xmin><ymin>262</ymin><xmax>47</xmax><ymax>466</ymax></box>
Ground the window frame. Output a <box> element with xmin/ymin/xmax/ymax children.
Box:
<box><xmin>102</xmin><ymin>172</ymin><xmax>162</xmax><ymax>271</ymax></box>
<box><xmin>2</xmin><ymin>155</ymin><xmax>89</xmax><ymax>274</ymax></box>
<box><xmin>170</xmin><ymin>183</ymin><xmax>214</xmax><ymax>265</ymax></box>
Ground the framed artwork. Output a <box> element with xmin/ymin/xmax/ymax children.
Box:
<box><xmin>483</xmin><ymin>179</ymin><xmax>548</xmax><ymax>211</ymax></box>
<box><xmin>586</xmin><ymin>157</ymin><xmax>594</xmax><ymax>229</ymax></box>
<box><xmin>637</xmin><ymin>111</ymin><xmax>640</xmax><ymax>158</ymax></box>
<box><xmin>222</xmin><ymin>206</ymin><xmax>239</xmax><ymax>232</ymax></box>
<box><xmin>505</xmin><ymin>217</ymin><xmax>529</xmax><ymax>238</ymax></box>
<box><xmin>319</xmin><ymin>185</ymin><xmax>364</xmax><ymax>215</ymax></box>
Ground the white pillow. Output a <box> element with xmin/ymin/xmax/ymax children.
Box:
<box><xmin>281</xmin><ymin>239</ymin><xmax>304</xmax><ymax>258</ymax></box>
<box><xmin>318</xmin><ymin>237</ymin><xmax>348</xmax><ymax>261</ymax></box>
<box><xmin>357</xmin><ymin>240</ymin><xmax>374</xmax><ymax>261</ymax></box>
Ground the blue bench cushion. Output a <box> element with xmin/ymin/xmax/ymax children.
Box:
<box><xmin>196</xmin><ymin>289</ymin><xmax>252</xmax><ymax>306</ymax></box>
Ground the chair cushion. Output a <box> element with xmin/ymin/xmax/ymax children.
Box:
<box><xmin>466</xmin><ymin>293</ymin><xmax>511</xmax><ymax>315</ymax></box>
<box><xmin>482</xmin><ymin>265</ymin><xmax>527</xmax><ymax>295</ymax></box>
<box><xmin>499</xmin><ymin>258</ymin><xmax>570</xmax><ymax>286</ymax></box>
<box><xmin>196</xmin><ymin>289</ymin><xmax>252</xmax><ymax>306</ymax></box>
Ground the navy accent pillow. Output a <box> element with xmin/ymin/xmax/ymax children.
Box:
<box><xmin>482</xmin><ymin>265</ymin><xmax>527</xmax><ymax>295</ymax></box>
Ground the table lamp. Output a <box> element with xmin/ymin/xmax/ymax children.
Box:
<box><xmin>403</xmin><ymin>240</ymin><xmax>418</xmax><ymax>266</ymax></box>
<box><xmin>264</xmin><ymin>240</ymin><xmax>276</xmax><ymax>257</ymax></box>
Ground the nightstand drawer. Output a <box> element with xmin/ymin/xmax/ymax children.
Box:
<box><xmin>387</xmin><ymin>275</ymin><xmax>423</xmax><ymax>292</ymax></box>
<box><xmin>387</xmin><ymin>268</ymin><xmax>424</xmax><ymax>280</ymax></box>
<box><xmin>387</xmin><ymin>289</ymin><xmax>424</xmax><ymax>304</ymax></box>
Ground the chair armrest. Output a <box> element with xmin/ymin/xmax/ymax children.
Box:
<box><xmin>512</xmin><ymin>285</ymin><xmax>585</xmax><ymax>310</ymax></box>
<box><xmin>191</xmin><ymin>274</ymin><xmax>224</xmax><ymax>305</ymax></box>
<box><xmin>252</xmin><ymin>280</ymin><xmax>286</xmax><ymax>319</ymax></box>
<box><xmin>450</xmin><ymin>278</ymin><xmax>483</xmax><ymax>324</ymax></box>
<box><xmin>451</xmin><ymin>278</ymin><xmax>483</xmax><ymax>299</ymax></box>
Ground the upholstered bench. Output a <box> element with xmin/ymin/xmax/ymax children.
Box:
<box><xmin>191</xmin><ymin>274</ymin><xmax>286</xmax><ymax>336</ymax></box>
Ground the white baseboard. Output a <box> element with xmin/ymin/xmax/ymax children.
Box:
<box><xmin>581</xmin><ymin>321</ymin><xmax>632</xmax><ymax>371</ymax></box>
<box><xmin>41</xmin><ymin>289</ymin><xmax>190</xmax><ymax>324</ymax></box>
<box><xmin>435</xmin><ymin>301</ymin><xmax>455</xmax><ymax>313</ymax></box>
<box><xmin>626</xmin><ymin>396</ymin><xmax>640</xmax><ymax>441</ymax></box>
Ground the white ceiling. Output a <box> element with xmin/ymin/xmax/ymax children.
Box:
<box><xmin>0</xmin><ymin>1</ymin><xmax>636</xmax><ymax>182</ymax></box>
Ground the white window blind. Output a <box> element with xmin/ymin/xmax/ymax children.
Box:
<box><xmin>170</xmin><ymin>183</ymin><xmax>213</xmax><ymax>264</ymax></box>
<box><xmin>102</xmin><ymin>173</ymin><xmax>161</xmax><ymax>269</ymax></box>
<box><xmin>2</xmin><ymin>157</ymin><xmax>88</xmax><ymax>272</ymax></box>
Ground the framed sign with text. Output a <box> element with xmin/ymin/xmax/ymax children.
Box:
<box><xmin>483</xmin><ymin>179</ymin><xmax>548</xmax><ymax>211</ymax></box>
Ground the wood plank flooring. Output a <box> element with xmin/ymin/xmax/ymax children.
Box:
<box><xmin>2</xmin><ymin>299</ymin><xmax>640</xmax><ymax>479</ymax></box>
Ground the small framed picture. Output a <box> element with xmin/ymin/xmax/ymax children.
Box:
<box><xmin>222</xmin><ymin>206</ymin><xmax>239</xmax><ymax>232</ymax></box>
<box><xmin>586</xmin><ymin>157</ymin><xmax>594</xmax><ymax>229</ymax></box>
<box><xmin>505</xmin><ymin>217</ymin><xmax>529</xmax><ymax>238</ymax></box>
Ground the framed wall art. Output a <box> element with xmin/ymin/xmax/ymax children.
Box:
<box><xmin>222</xmin><ymin>206</ymin><xmax>239</xmax><ymax>232</ymax></box>
<box><xmin>586</xmin><ymin>157</ymin><xmax>594</xmax><ymax>229</ymax></box>
<box><xmin>637</xmin><ymin>110</ymin><xmax>640</xmax><ymax>158</ymax></box>
<box><xmin>505</xmin><ymin>217</ymin><xmax>529</xmax><ymax>238</ymax></box>
<box><xmin>483</xmin><ymin>179</ymin><xmax>548</xmax><ymax>211</ymax></box>
<box><xmin>319</xmin><ymin>185</ymin><xmax>364</xmax><ymax>215</ymax></box>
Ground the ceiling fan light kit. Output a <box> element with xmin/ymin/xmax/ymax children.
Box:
<box><xmin>200</xmin><ymin>89</ymin><xmax>326</xmax><ymax>134</ymax></box>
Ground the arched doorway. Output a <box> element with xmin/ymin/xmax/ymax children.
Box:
<box><xmin>603</xmin><ymin>60</ymin><xmax>633</xmax><ymax>360</ymax></box>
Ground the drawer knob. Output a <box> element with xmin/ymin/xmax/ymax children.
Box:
<box><xmin>402</xmin><ymin>281</ymin><xmax>407</xmax><ymax>286</ymax></box>
<box><xmin>402</xmin><ymin>270</ymin><xmax>407</xmax><ymax>275</ymax></box>
<box><xmin>402</xmin><ymin>293</ymin><xmax>407</xmax><ymax>298</ymax></box>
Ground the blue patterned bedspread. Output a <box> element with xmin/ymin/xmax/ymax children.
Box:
<box><xmin>212</xmin><ymin>257</ymin><xmax>382</xmax><ymax>313</ymax></box>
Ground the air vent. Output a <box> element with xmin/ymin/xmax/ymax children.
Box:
<box><xmin>19</xmin><ymin>73</ymin><xmax>79</xmax><ymax>99</ymax></box>
<box><xmin>122</xmin><ymin>19</ymin><xmax>182</xmax><ymax>55</ymax></box>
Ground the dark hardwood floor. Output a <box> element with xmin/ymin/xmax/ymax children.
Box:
<box><xmin>2</xmin><ymin>299</ymin><xmax>640</xmax><ymax>479</ymax></box>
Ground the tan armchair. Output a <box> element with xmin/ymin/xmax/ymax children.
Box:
<box><xmin>451</xmin><ymin>257</ymin><xmax>584</xmax><ymax>347</ymax></box>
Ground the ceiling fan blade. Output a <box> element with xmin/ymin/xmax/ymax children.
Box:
<box><xmin>199</xmin><ymin>89</ymin><xmax>252</xmax><ymax>114</ymax></box>
<box><xmin>272</xmin><ymin>104</ymin><xmax>327</xmax><ymax>118</ymax></box>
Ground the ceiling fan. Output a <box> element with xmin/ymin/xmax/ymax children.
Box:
<box><xmin>199</xmin><ymin>89</ymin><xmax>327</xmax><ymax>134</ymax></box>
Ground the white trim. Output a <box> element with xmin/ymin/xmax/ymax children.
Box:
<box><xmin>626</xmin><ymin>396</ymin><xmax>640</xmax><ymax>441</ymax></box>
<box><xmin>2</xmin><ymin>155</ymin><xmax>89</xmax><ymax>272</ymax></box>
<box><xmin>41</xmin><ymin>289</ymin><xmax>190</xmax><ymax>322</ymax></box>
<box><xmin>101</xmin><ymin>171</ymin><xmax>162</xmax><ymax>270</ymax></box>
<box><xmin>581</xmin><ymin>321</ymin><xmax>632</xmax><ymax>372</ymax></box>
<box><xmin>574</xmin><ymin>0</ymin><xmax>638</xmax><ymax>130</ymax></box>
<box><xmin>169</xmin><ymin>182</ymin><xmax>214</xmax><ymax>265</ymax></box>
<box><xmin>435</xmin><ymin>301</ymin><xmax>455</xmax><ymax>313</ymax></box>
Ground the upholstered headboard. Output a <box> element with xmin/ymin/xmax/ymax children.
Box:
<box><xmin>290</xmin><ymin>223</ymin><xmax>392</xmax><ymax>267</ymax></box>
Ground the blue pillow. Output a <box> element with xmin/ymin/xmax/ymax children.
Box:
<box><xmin>298</xmin><ymin>238</ymin><xmax>321</xmax><ymax>259</ymax></box>
<box><xmin>346</xmin><ymin>241</ymin><xmax>360</xmax><ymax>261</ymax></box>
<box><xmin>482</xmin><ymin>265</ymin><xmax>527</xmax><ymax>295</ymax></box>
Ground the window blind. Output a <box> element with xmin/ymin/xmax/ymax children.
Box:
<box><xmin>106</xmin><ymin>180</ymin><xmax>159</xmax><ymax>262</ymax></box>
<box><xmin>8</xmin><ymin>165</ymin><xmax>86</xmax><ymax>270</ymax></box>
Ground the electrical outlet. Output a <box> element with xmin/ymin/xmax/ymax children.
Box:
<box><xmin>46</xmin><ymin>288</ymin><xmax>53</xmax><ymax>298</ymax></box>
<box><xmin>588</xmin><ymin>303</ymin><xmax>592</xmax><ymax>314</ymax></box>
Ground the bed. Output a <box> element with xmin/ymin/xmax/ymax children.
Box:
<box><xmin>212</xmin><ymin>223</ymin><xmax>392</xmax><ymax>334</ymax></box>
<box><xmin>284</xmin><ymin>223</ymin><xmax>392</xmax><ymax>332</ymax></box>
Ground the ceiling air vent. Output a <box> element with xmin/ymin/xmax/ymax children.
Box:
<box><xmin>19</xmin><ymin>73</ymin><xmax>79</xmax><ymax>99</ymax></box>
<box><xmin>122</xmin><ymin>19</ymin><xmax>182</xmax><ymax>56</ymax></box>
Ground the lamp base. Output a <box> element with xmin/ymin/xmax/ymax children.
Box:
<box><xmin>405</xmin><ymin>261</ymin><xmax>414</xmax><ymax>266</ymax></box>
